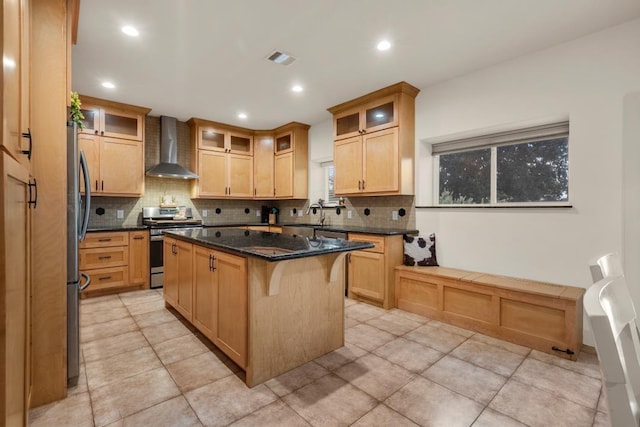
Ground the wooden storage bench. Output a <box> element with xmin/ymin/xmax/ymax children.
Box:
<box><xmin>395</xmin><ymin>266</ymin><xmax>584</xmax><ymax>360</ymax></box>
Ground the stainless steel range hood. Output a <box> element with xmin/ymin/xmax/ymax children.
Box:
<box><xmin>146</xmin><ymin>116</ymin><xmax>198</xmax><ymax>179</ymax></box>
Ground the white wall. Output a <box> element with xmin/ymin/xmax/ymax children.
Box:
<box><xmin>414</xmin><ymin>19</ymin><xmax>640</xmax><ymax>344</ymax></box>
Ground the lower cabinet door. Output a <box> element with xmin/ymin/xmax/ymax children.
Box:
<box><xmin>214</xmin><ymin>251</ymin><xmax>247</xmax><ymax>368</ymax></box>
<box><xmin>192</xmin><ymin>246</ymin><xmax>216</xmax><ymax>340</ymax></box>
<box><xmin>176</xmin><ymin>240</ymin><xmax>193</xmax><ymax>321</ymax></box>
<box><xmin>163</xmin><ymin>238</ymin><xmax>178</xmax><ymax>307</ymax></box>
<box><xmin>349</xmin><ymin>250</ymin><xmax>385</xmax><ymax>301</ymax></box>
<box><xmin>129</xmin><ymin>231</ymin><xmax>149</xmax><ymax>286</ymax></box>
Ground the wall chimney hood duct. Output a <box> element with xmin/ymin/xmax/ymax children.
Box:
<box><xmin>146</xmin><ymin>116</ymin><xmax>198</xmax><ymax>179</ymax></box>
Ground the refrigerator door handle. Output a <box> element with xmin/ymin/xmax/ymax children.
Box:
<box><xmin>79</xmin><ymin>272</ymin><xmax>91</xmax><ymax>291</ymax></box>
<box><xmin>79</xmin><ymin>150</ymin><xmax>91</xmax><ymax>241</ymax></box>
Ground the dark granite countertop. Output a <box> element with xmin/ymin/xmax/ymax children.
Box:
<box><xmin>204</xmin><ymin>223</ymin><xmax>417</xmax><ymax>236</ymax></box>
<box><xmin>164</xmin><ymin>228</ymin><xmax>374</xmax><ymax>261</ymax></box>
<box><xmin>87</xmin><ymin>225</ymin><xmax>149</xmax><ymax>232</ymax></box>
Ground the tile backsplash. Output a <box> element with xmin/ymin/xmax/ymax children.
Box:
<box><xmin>88</xmin><ymin>116</ymin><xmax>417</xmax><ymax>231</ymax></box>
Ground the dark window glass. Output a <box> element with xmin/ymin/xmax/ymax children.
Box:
<box><xmin>497</xmin><ymin>138</ymin><xmax>568</xmax><ymax>202</ymax></box>
<box><xmin>439</xmin><ymin>148</ymin><xmax>490</xmax><ymax>204</ymax></box>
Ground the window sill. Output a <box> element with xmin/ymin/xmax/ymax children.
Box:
<box><xmin>416</xmin><ymin>204</ymin><xmax>573</xmax><ymax>209</ymax></box>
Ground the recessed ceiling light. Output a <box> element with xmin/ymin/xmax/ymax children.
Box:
<box><xmin>377</xmin><ymin>40</ymin><xmax>391</xmax><ymax>51</ymax></box>
<box><xmin>237</xmin><ymin>112</ymin><xmax>247</xmax><ymax>119</ymax></box>
<box><xmin>121</xmin><ymin>25</ymin><xmax>139</xmax><ymax>37</ymax></box>
<box><xmin>292</xmin><ymin>85</ymin><xmax>303</xmax><ymax>93</ymax></box>
<box><xmin>101</xmin><ymin>81</ymin><xmax>115</xmax><ymax>89</ymax></box>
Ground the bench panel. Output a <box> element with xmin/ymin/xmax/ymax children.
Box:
<box><xmin>396</xmin><ymin>276</ymin><xmax>439</xmax><ymax>316</ymax></box>
<box><xmin>501</xmin><ymin>298</ymin><xmax>567</xmax><ymax>342</ymax></box>
<box><xmin>444</xmin><ymin>287</ymin><xmax>494</xmax><ymax>324</ymax></box>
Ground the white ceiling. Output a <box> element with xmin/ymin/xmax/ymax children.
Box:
<box><xmin>72</xmin><ymin>0</ymin><xmax>640</xmax><ymax>129</ymax></box>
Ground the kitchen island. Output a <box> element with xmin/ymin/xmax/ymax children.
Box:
<box><xmin>163</xmin><ymin>228</ymin><xmax>373</xmax><ymax>386</ymax></box>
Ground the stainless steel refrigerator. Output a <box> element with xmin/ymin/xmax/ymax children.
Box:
<box><xmin>67</xmin><ymin>121</ymin><xmax>91</xmax><ymax>386</ymax></box>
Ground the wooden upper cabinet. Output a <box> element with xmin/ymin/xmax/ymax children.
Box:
<box><xmin>100</xmin><ymin>138</ymin><xmax>144</xmax><ymax>195</ymax></box>
<box><xmin>78</xmin><ymin>96</ymin><xmax>148</xmax><ymax>141</ymax></box>
<box><xmin>253</xmin><ymin>132</ymin><xmax>274</xmax><ymax>198</ymax></box>
<box><xmin>273</xmin><ymin>122</ymin><xmax>309</xmax><ymax>200</ymax></box>
<box><xmin>189</xmin><ymin>118</ymin><xmax>253</xmax><ymax>156</ymax></box>
<box><xmin>328</xmin><ymin>81</ymin><xmax>419</xmax><ymax>197</ymax></box>
<box><xmin>274</xmin><ymin>131</ymin><xmax>293</xmax><ymax>155</ymax></box>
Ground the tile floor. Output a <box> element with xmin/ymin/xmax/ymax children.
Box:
<box><xmin>29</xmin><ymin>289</ymin><xmax>610</xmax><ymax>427</ymax></box>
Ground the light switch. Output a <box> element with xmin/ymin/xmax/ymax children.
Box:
<box><xmin>290</xmin><ymin>209</ymin><xmax>294</xmax><ymax>216</ymax></box>
<box><xmin>116</xmin><ymin>210</ymin><xmax>124</xmax><ymax>219</ymax></box>
<box><xmin>298</xmin><ymin>211</ymin><xmax>303</xmax><ymax>217</ymax></box>
<box><xmin>347</xmin><ymin>210</ymin><xmax>352</xmax><ymax>219</ymax></box>
<box><xmin>202</xmin><ymin>209</ymin><xmax>208</xmax><ymax>217</ymax></box>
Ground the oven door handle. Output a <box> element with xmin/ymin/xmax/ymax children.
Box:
<box><xmin>150</xmin><ymin>235</ymin><xmax>164</xmax><ymax>242</ymax></box>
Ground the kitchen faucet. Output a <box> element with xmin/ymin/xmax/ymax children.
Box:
<box><xmin>306</xmin><ymin>202</ymin><xmax>325</xmax><ymax>227</ymax></box>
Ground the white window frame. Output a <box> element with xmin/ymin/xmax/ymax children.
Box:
<box><xmin>432</xmin><ymin>120</ymin><xmax>571</xmax><ymax>207</ymax></box>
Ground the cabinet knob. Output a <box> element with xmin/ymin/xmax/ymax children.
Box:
<box><xmin>94</xmin><ymin>130</ymin><xmax>98</xmax><ymax>135</ymax></box>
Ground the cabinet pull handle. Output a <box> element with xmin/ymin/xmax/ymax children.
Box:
<box><xmin>101</xmin><ymin>181</ymin><xmax>104</xmax><ymax>191</ymax></box>
<box><xmin>21</xmin><ymin>128</ymin><xmax>32</xmax><ymax>160</ymax></box>
<box><xmin>358</xmin><ymin>180</ymin><xmax>361</xmax><ymax>190</ymax></box>
<box><xmin>94</xmin><ymin>130</ymin><xmax>98</xmax><ymax>135</ymax></box>
<box><xmin>228</xmin><ymin>186</ymin><xmax>231</xmax><ymax>194</ymax></box>
<box><xmin>28</xmin><ymin>178</ymin><xmax>38</xmax><ymax>208</ymax></box>
<box><xmin>254</xmin><ymin>188</ymin><xmax>256</xmax><ymax>196</ymax></box>
<box><xmin>172</xmin><ymin>243</ymin><xmax>177</xmax><ymax>255</ymax></box>
<box><xmin>98</xmin><ymin>255</ymin><xmax>112</xmax><ymax>260</ymax></box>
<box><xmin>362</xmin><ymin>180</ymin><xmax>365</xmax><ymax>190</ymax></box>
<box><xmin>98</xmin><ymin>238</ymin><xmax>112</xmax><ymax>242</ymax></box>
<box><xmin>98</xmin><ymin>276</ymin><xmax>112</xmax><ymax>281</ymax></box>
<box><xmin>95</xmin><ymin>180</ymin><xmax>99</xmax><ymax>191</ymax></box>
<box><xmin>133</xmin><ymin>236</ymin><xmax>144</xmax><ymax>240</ymax></box>
<box><xmin>101</xmin><ymin>131</ymin><xmax>104</xmax><ymax>135</ymax></box>
<box><xmin>211</xmin><ymin>255</ymin><xmax>216</xmax><ymax>272</ymax></box>
<box><xmin>273</xmin><ymin>188</ymin><xmax>276</xmax><ymax>196</ymax></box>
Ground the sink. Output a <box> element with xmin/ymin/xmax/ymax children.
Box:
<box><xmin>281</xmin><ymin>225</ymin><xmax>347</xmax><ymax>240</ymax></box>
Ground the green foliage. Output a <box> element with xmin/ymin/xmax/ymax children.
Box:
<box><xmin>69</xmin><ymin>91</ymin><xmax>85</xmax><ymax>130</ymax></box>
<box><xmin>439</xmin><ymin>148</ymin><xmax>491</xmax><ymax>204</ymax></box>
<box><xmin>439</xmin><ymin>190</ymin><xmax>476</xmax><ymax>204</ymax></box>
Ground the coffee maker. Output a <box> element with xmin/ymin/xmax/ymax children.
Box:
<box><xmin>260</xmin><ymin>205</ymin><xmax>270</xmax><ymax>224</ymax></box>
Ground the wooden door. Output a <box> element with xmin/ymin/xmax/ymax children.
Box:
<box><xmin>198</xmin><ymin>150</ymin><xmax>227</xmax><ymax>197</ymax></box>
<box><xmin>1</xmin><ymin>152</ymin><xmax>30</xmax><ymax>426</ymax></box>
<box><xmin>163</xmin><ymin>238</ymin><xmax>178</xmax><ymax>307</ymax></box>
<box><xmin>99</xmin><ymin>137</ymin><xmax>143</xmax><ymax>195</ymax></box>
<box><xmin>176</xmin><ymin>240</ymin><xmax>193</xmax><ymax>321</ymax></box>
<box><xmin>334</xmin><ymin>136</ymin><xmax>363</xmax><ymax>194</ymax></box>
<box><xmin>348</xmin><ymin>251</ymin><xmax>385</xmax><ymax>302</ymax></box>
<box><xmin>2</xmin><ymin>0</ymin><xmax>22</xmax><ymax>162</ymax></box>
<box><xmin>101</xmin><ymin>107</ymin><xmax>144</xmax><ymax>141</ymax></box>
<box><xmin>274</xmin><ymin>153</ymin><xmax>293</xmax><ymax>198</ymax></box>
<box><xmin>253</xmin><ymin>133</ymin><xmax>274</xmax><ymax>198</ymax></box>
<box><xmin>192</xmin><ymin>246</ymin><xmax>217</xmax><ymax>340</ymax></box>
<box><xmin>129</xmin><ymin>231</ymin><xmax>149</xmax><ymax>287</ymax></box>
<box><xmin>78</xmin><ymin>133</ymin><xmax>100</xmax><ymax>193</ymax></box>
<box><xmin>228</xmin><ymin>154</ymin><xmax>253</xmax><ymax>198</ymax></box>
<box><xmin>18</xmin><ymin>0</ymin><xmax>30</xmax><ymax>172</ymax></box>
<box><xmin>362</xmin><ymin>127</ymin><xmax>399</xmax><ymax>194</ymax></box>
<box><xmin>215</xmin><ymin>251</ymin><xmax>247</xmax><ymax>367</ymax></box>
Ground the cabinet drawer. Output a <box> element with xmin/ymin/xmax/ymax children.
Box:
<box><xmin>85</xmin><ymin>266</ymin><xmax>130</xmax><ymax>291</ymax></box>
<box><xmin>80</xmin><ymin>246</ymin><xmax>129</xmax><ymax>270</ymax></box>
<box><xmin>81</xmin><ymin>232</ymin><xmax>129</xmax><ymax>248</ymax></box>
<box><xmin>349</xmin><ymin>234</ymin><xmax>385</xmax><ymax>253</ymax></box>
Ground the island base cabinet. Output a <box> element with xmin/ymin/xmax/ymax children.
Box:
<box><xmin>192</xmin><ymin>247</ymin><xmax>217</xmax><ymax>339</ymax></box>
<box><xmin>163</xmin><ymin>237</ymin><xmax>193</xmax><ymax>321</ymax></box>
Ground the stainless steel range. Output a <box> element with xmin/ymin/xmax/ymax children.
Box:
<box><xmin>143</xmin><ymin>207</ymin><xmax>203</xmax><ymax>288</ymax></box>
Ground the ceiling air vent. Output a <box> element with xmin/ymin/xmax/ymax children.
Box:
<box><xmin>267</xmin><ymin>50</ymin><xmax>296</xmax><ymax>66</ymax></box>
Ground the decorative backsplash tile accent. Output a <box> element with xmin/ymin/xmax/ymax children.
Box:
<box><xmin>88</xmin><ymin>116</ymin><xmax>417</xmax><ymax>231</ymax></box>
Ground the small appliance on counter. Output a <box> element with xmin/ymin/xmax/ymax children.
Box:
<box><xmin>261</xmin><ymin>205</ymin><xmax>270</xmax><ymax>224</ymax></box>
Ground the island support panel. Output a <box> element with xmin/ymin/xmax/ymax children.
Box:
<box><xmin>246</xmin><ymin>254</ymin><xmax>345</xmax><ymax>386</ymax></box>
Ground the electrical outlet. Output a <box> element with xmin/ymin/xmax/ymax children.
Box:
<box><xmin>202</xmin><ymin>209</ymin><xmax>208</xmax><ymax>217</ymax></box>
<box><xmin>298</xmin><ymin>210</ymin><xmax>303</xmax><ymax>217</ymax></box>
<box><xmin>116</xmin><ymin>210</ymin><xmax>124</xmax><ymax>219</ymax></box>
<box><xmin>290</xmin><ymin>209</ymin><xmax>294</xmax><ymax>216</ymax></box>
<box><xmin>347</xmin><ymin>210</ymin><xmax>352</xmax><ymax>219</ymax></box>
<box><xmin>256</xmin><ymin>210</ymin><xmax>260</xmax><ymax>217</ymax></box>
<box><xmin>392</xmin><ymin>210</ymin><xmax>399</xmax><ymax>221</ymax></box>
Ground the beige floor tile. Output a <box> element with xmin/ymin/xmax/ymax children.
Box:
<box><xmin>229</xmin><ymin>400</ymin><xmax>311</xmax><ymax>427</ymax></box>
<box><xmin>512</xmin><ymin>358</ymin><xmax>601</xmax><ymax>409</ymax></box>
<box><xmin>85</xmin><ymin>345</ymin><xmax>162</xmax><ymax>390</ymax></box>
<box><xmin>141</xmin><ymin>319</ymin><xmax>192</xmax><ymax>345</ymax></box>
<box><xmin>472</xmin><ymin>408</ymin><xmax>527</xmax><ymax>427</ymax></box>
<box><xmin>373</xmin><ymin>337</ymin><xmax>443</xmax><ymax>373</ymax></box>
<box><xmin>103</xmin><ymin>420</ymin><xmax>124</xmax><ymax>427</ymax></box>
<box><xmin>427</xmin><ymin>319</ymin><xmax>476</xmax><ymax>338</ymax></box>
<box><xmin>335</xmin><ymin>354</ymin><xmax>415</xmax><ymax>401</ymax></box>
<box><xmin>119</xmin><ymin>290</ymin><xmax>163</xmax><ymax>306</ymax></box>
<box><xmin>80</xmin><ymin>293</ymin><xmax>122</xmax><ymax>306</ymax></box>
<box><xmin>345</xmin><ymin>317</ymin><xmax>360</xmax><ymax>329</ymax></box>
<box><xmin>185</xmin><ymin>375</ymin><xmax>277</xmax><ymax>427</ymax></box>
<box><xmin>388</xmin><ymin>308</ymin><xmax>431</xmax><ymax>323</ymax></box>
<box><xmin>423</xmin><ymin>355</ymin><xmax>507</xmax><ymax>405</ymax></box>
<box><xmin>282</xmin><ymin>374</ymin><xmax>377</xmax><ymax>427</ymax></box>
<box><xmin>489</xmin><ymin>379</ymin><xmax>595</xmax><ymax>427</ymax></box>
<box><xmin>385</xmin><ymin>377</ymin><xmax>484</xmax><ymax>427</ymax></box>
<box><xmin>345</xmin><ymin>323</ymin><xmax>395</xmax><ymax>352</ymax></box>
<box><xmin>82</xmin><ymin>330</ymin><xmax>148</xmax><ymax>363</ymax></box>
<box><xmin>598</xmin><ymin>386</ymin><xmax>609</xmax><ymax>413</ymax></box>
<box><xmin>593</xmin><ymin>411</ymin><xmax>612</xmax><ymax>427</ymax></box>
<box><xmin>125</xmin><ymin>298</ymin><xmax>167</xmax><ymax>316</ymax></box>
<box><xmin>344</xmin><ymin>298</ymin><xmax>358</xmax><ymax>307</ymax></box>
<box><xmin>313</xmin><ymin>343</ymin><xmax>368</xmax><ymax>371</ymax></box>
<box><xmin>345</xmin><ymin>303</ymin><xmax>387</xmax><ymax>322</ymax></box>
<box><xmin>81</xmin><ymin>316</ymin><xmax>139</xmax><ymax>343</ymax></box>
<box><xmin>154</xmin><ymin>334</ymin><xmax>210</xmax><ymax>365</ymax></box>
<box><xmin>29</xmin><ymin>391</ymin><xmax>93</xmax><ymax>427</ymax></box>
<box><xmin>470</xmin><ymin>333</ymin><xmax>531</xmax><ymax>356</ymax></box>
<box><xmin>404</xmin><ymin>323</ymin><xmax>468</xmax><ymax>353</ymax></box>
<box><xmin>90</xmin><ymin>367</ymin><xmax>180</xmax><ymax>427</ymax></box>
<box><xmin>133</xmin><ymin>309</ymin><xmax>179</xmax><ymax>328</ymax></box>
<box><xmin>365</xmin><ymin>313</ymin><xmax>423</xmax><ymax>336</ymax></box>
<box><xmin>351</xmin><ymin>404</ymin><xmax>418</xmax><ymax>427</ymax></box>
<box><xmin>265</xmin><ymin>361</ymin><xmax>329</xmax><ymax>397</ymax></box>
<box><xmin>80</xmin><ymin>306</ymin><xmax>130</xmax><ymax>327</ymax></box>
<box><xmin>529</xmin><ymin>349</ymin><xmax>602</xmax><ymax>379</ymax></box>
<box><xmin>121</xmin><ymin>395</ymin><xmax>202</xmax><ymax>427</ymax></box>
<box><xmin>68</xmin><ymin>362</ymin><xmax>88</xmax><ymax>396</ymax></box>
<box><xmin>450</xmin><ymin>339</ymin><xmax>525</xmax><ymax>377</ymax></box>
<box><xmin>167</xmin><ymin>351</ymin><xmax>234</xmax><ymax>393</ymax></box>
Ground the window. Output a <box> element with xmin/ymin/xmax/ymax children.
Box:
<box><xmin>433</xmin><ymin>121</ymin><xmax>569</xmax><ymax>206</ymax></box>
<box><xmin>322</xmin><ymin>162</ymin><xmax>339</xmax><ymax>205</ymax></box>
